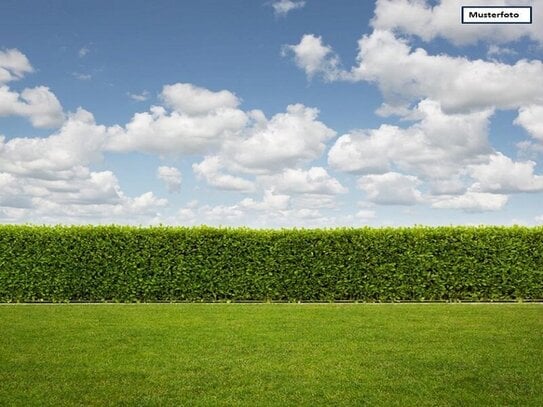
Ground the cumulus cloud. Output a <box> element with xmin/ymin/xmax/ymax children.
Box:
<box><xmin>106</xmin><ymin>84</ymin><xmax>248</xmax><ymax>156</ymax></box>
<box><xmin>357</xmin><ymin>172</ymin><xmax>424</xmax><ymax>205</ymax></box>
<box><xmin>106</xmin><ymin>104</ymin><xmax>247</xmax><ymax>156</ymax></box>
<box><xmin>272</xmin><ymin>0</ymin><xmax>306</xmax><ymax>16</ymax></box>
<box><xmin>239</xmin><ymin>189</ymin><xmax>290</xmax><ymax>211</ymax></box>
<box><xmin>0</xmin><ymin>50</ymin><xmax>65</xmax><ymax>128</ymax></box>
<box><xmin>173</xmin><ymin>192</ymin><xmax>364</xmax><ymax>228</ymax></box>
<box><xmin>0</xmin><ymin>76</ymin><xmax>343</xmax><ymax>223</ymax></box>
<box><xmin>328</xmin><ymin>99</ymin><xmax>492</xmax><ymax>180</ymax></box>
<box><xmin>0</xmin><ymin>100</ymin><xmax>170</xmax><ymax>223</ymax></box>
<box><xmin>259</xmin><ymin>167</ymin><xmax>347</xmax><ymax>195</ymax></box>
<box><xmin>372</xmin><ymin>0</ymin><xmax>543</xmax><ymax>46</ymax></box>
<box><xmin>349</xmin><ymin>30</ymin><xmax>543</xmax><ymax>113</ymax></box>
<box><xmin>290</xmin><ymin>194</ymin><xmax>338</xmax><ymax>209</ymax></box>
<box><xmin>468</xmin><ymin>153</ymin><xmax>543</xmax><ymax>193</ymax></box>
<box><xmin>0</xmin><ymin>166</ymin><xmax>168</xmax><ymax>224</ymax></box>
<box><xmin>108</xmin><ymin>86</ymin><xmax>334</xmax><ymax>171</ymax></box>
<box><xmin>1</xmin><ymin>80</ymin><xmax>341</xmax><ymax>223</ymax></box>
<box><xmin>198</xmin><ymin>204</ymin><xmax>244</xmax><ymax>222</ymax></box>
<box><xmin>59</xmin><ymin>171</ymin><xmax>123</xmax><ymax>205</ymax></box>
<box><xmin>29</xmin><ymin>191</ymin><xmax>167</xmax><ymax>223</ymax></box>
<box><xmin>0</xmin><ymin>49</ymin><xmax>33</xmax><ymax>83</ymax></box>
<box><xmin>0</xmin><ymin>108</ymin><xmax>109</xmax><ymax>178</ymax></box>
<box><xmin>0</xmin><ymin>85</ymin><xmax>65</xmax><ymax>128</ymax></box>
<box><xmin>432</xmin><ymin>191</ymin><xmax>508</xmax><ymax>212</ymax></box>
<box><xmin>283</xmin><ymin>12</ymin><xmax>543</xmax><ymax>215</ymax></box>
<box><xmin>0</xmin><ymin>172</ymin><xmax>32</xmax><ymax>208</ymax></box>
<box><xmin>223</xmin><ymin>104</ymin><xmax>336</xmax><ymax>173</ymax></box>
<box><xmin>193</xmin><ymin>156</ymin><xmax>255</xmax><ymax>192</ymax></box>
<box><xmin>157</xmin><ymin>166</ymin><xmax>182</xmax><ymax>193</ymax></box>
<box><xmin>287</xmin><ymin>30</ymin><xmax>543</xmax><ymax>113</ymax></box>
<box><xmin>515</xmin><ymin>105</ymin><xmax>543</xmax><ymax>142</ymax></box>
<box><xmin>128</xmin><ymin>192</ymin><xmax>168</xmax><ymax>213</ymax></box>
<box><xmin>282</xmin><ymin>34</ymin><xmax>342</xmax><ymax>81</ymax></box>
<box><xmin>161</xmin><ymin>83</ymin><xmax>240</xmax><ymax>115</ymax></box>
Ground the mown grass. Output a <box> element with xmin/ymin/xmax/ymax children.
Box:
<box><xmin>0</xmin><ymin>304</ymin><xmax>541</xmax><ymax>406</ymax></box>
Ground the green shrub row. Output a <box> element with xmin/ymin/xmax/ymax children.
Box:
<box><xmin>0</xmin><ymin>225</ymin><xmax>542</xmax><ymax>302</ymax></box>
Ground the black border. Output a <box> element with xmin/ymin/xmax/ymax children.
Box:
<box><xmin>461</xmin><ymin>6</ymin><xmax>532</xmax><ymax>24</ymax></box>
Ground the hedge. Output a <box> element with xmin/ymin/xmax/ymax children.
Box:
<box><xmin>0</xmin><ymin>225</ymin><xmax>542</xmax><ymax>302</ymax></box>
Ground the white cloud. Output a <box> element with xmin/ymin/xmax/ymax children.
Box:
<box><xmin>27</xmin><ymin>190</ymin><xmax>167</xmax><ymax>223</ymax></box>
<box><xmin>0</xmin><ymin>102</ymin><xmax>169</xmax><ymax>223</ymax></box>
<box><xmin>106</xmin><ymin>104</ymin><xmax>247</xmax><ymax>155</ymax></box>
<box><xmin>429</xmin><ymin>177</ymin><xmax>466</xmax><ymax>195</ymax></box>
<box><xmin>0</xmin><ymin>166</ymin><xmax>168</xmax><ymax>224</ymax></box>
<box><xmin>175</xmin><ymin>203</ymin><xmax>246</xmax><ymax>225</ymax></box>
<box><xmin>174</xmin><ymin>196</ymin><xmax>350</xmax><ymax>228</ymax></box>
<box><xmin>432</xmin><ymin>191</ymin><xmax>508</xmax><ymax>212</ymax></box>
<box><xmin>0</xmin><ymin>85</ymin><xmax>65</xmax><ymax>128</ymax></box>
<box><xmin>199</xmin><ymin>204</ymin><xmax>244</xmax><ymax>222</ymax></box>
<box><xmin>282</xmin><ymin>34</ymin><xmax>342</xmax><ymax>81</ymax></box>
<box><xmin>78</xmin><ymin>47</ymin><xmax>90</xmax><ymax>58</ymax></box>
<box><xmin>18</xmin><ymin>86</ymin><xmax>65</xmax><ymax>127</ymax></box>
<box><xmin>357</xmin><ymin>172</ymin><xmax>424</xmax><ymax>205</ymax></box>
<box><xmin>105</xmin><ymin>84</ymin><xmax>335</xmax><ymax>179</ymax></box>
<box><xmin>291</xmin><ymin>194</ymin><xmax>338</xmax><ymax>209</ymax></box>
<box><xmin>328</xmin><ymin>127</ymin><xmax>393</xmax><ymax>175</ymax></box>
<box><xmin>0</xmin><ymin>49</ymin><xmax>33</xmax><ymax>83</ymax></box>
<box><xmin>515</xmin><ymin>105</ymin><xmax>543</xmax><ymax>142</ymax></box>
<box><xmin>375</xmin><ymin>103</ymin><xmax>412</xmax><ymax>117</ymax></box>
<box><xmin>128</xmin><ymin>90</ymin><xmax>149</xmax><ymax>102</ymax></box>
<box><xmin>108</xmin><ymin>87</ymin><xmax>334</xmax><ymax>170</ymax></box>
<box><xmin>468</xmin><ymin>153</ymin><xmax>543</xmax><ymax>193</ymax></box>
<box><xmin>260</xmin><ymin>167</ymin><xmax>347</xmax><ymax>195</ymax></box>
<box><xmin>0</xmin><ymin>172</ymin><xmax>32</xmax><ymax>208</ymax></box>
<box><xmin>287</xmin><ymin>30</ymin><xmax>543</xmax><ymax>114</ymax></box>
<box><xmin>272</xmin><ymin>0</ymin><xmax>306</xmax><ymax>16</ymax></box>
<box><xmin>193</xmin><ymin>156</ymin><xmax>255</xmax><ymax>192</ymax></box>
<box><xmin>290</xmin><ymin>208</ymin><xmax>322</xmax><ymax>220</ymax></box>
<box><xmin>127</xmin><ymin>192</ymin><xmax>167</xmax><ymax>214</ymax></box>
<box><xmin>0</xmin><ymin>108</ymin><xmax>108</xmax><ymax>178</ymax></box>
<box><xmin>0</xmin><ymin>79</ymin><xmax>344</xmax><ymax>224</ymax></box>
<box><xmin>224</xmin><ymin>104</ymin><xmax>336</xmax><ymax>173</ymax></box>
<box><xmin>355</xmin><ymin>209</ymin><xmax>376</xmax><ymax>221</ymax></box>
<box><xmin>487</xmin><ymin>45</ymin><xmax>517</xmax><ymax>59</ymax></box>
<box><xmin>240</xmin><ymin>189</ymin><xmax>290</xmax><ymax>211</ymax></box>
<box><xmin>348</xmin><ymin>30</ymin><xmax>543</xmax><ymax>113</ymax></box>
<box><xmin>161</xmin><ymin>83</ymin><xmax>240</xmax><ymax>115</ymax></box>
<box><xmin>49</xmin><ymin>170</ymin><xmax>123</xmax><ymax>206</ymax></box>
<box><xmin>372</xmin><ymin>0</ymin><xmax>543</xmax><ymax>46</ymax></box>
<box><xmin>157</xmin><ymin>166</ymin><xmax>182</xmax><ymax>193</ymax></box>
<box><xmin>329</xmin><ymin>99</ymin><xmax>492</xmax><ymax>179</ymax></box>
<box><xmin>108</xmin><ymin>84</ymin><xmax>247</xmax><ymax>156</ymax></box>
<box><xmin>284</xmin><ymin>21</ymin><xmax>543</xmax><ymax>217</ymax></box>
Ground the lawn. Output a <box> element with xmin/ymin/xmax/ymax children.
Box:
<box><xmin>0</xmin><ymin>304</ymin><xmax>541</xmax><ymax>406</ymax></box>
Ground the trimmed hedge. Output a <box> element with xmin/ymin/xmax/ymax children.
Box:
<box><xmin>0</xmin><ymin>225</ymin><xmax>542</xmax><ymax>302</ymax></box>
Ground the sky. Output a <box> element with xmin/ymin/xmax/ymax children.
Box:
<box><xmin>0</xmin><ymin>0</ymin><xmax>542</xmax><ymax>227</ymax></box>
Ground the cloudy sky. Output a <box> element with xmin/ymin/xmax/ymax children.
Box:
<box><xmin>1</xmin><ymin>0</ymin><xmax>542</xmax><ymax>227</ymax></box>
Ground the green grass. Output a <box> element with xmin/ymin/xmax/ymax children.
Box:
<box><xmin>0</xmin><ymin>304</ymin><xmax>541</xmax><ymax>406</ymax></box>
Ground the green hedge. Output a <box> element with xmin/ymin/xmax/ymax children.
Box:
<box><xmin>0</xmin><ymin>225</ymin><xmax>542</xmax><ymax>302</ymax></box>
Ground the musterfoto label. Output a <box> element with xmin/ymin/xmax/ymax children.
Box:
<box><xmin>462</xmin><ymin>6</ymin><xmax>532</xmax><ymax>24</ymax></box>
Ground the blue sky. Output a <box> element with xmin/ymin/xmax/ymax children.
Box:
<box><xmin>1</xmin><ymin>0</ymin><xmax>542</xmax><ymax>226</ymax></box>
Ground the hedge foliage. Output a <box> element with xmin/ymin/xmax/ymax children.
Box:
<box><xmin>0</xmin><ymin>225</ymin><xmax>542</xmax><ymax>302</ymax></box>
